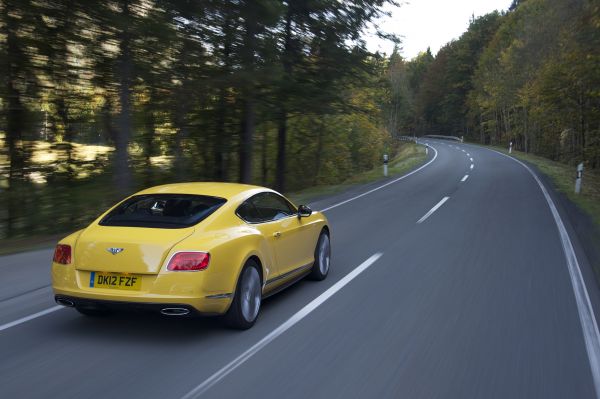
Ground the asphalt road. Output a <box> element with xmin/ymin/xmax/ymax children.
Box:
<box><xmin>1</xmin><ymin>140</ymin><xmax>600</xmax><ymax>398</ymax></box>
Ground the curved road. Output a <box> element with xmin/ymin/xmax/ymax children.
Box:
<box><xmin>1</xmin><ymin>140</ymin><xmax>600</xmax><ymax>398</ymax></box>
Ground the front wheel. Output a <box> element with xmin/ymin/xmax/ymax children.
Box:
<box><xmin>309</xmin><ymin>230</ymin><xmax>330</xmax><ymax>281</ymax></box>
<box><xmin>224</xmin><ymin>260</ymin><xmax>262</xmax><ymax>330</ymax></box>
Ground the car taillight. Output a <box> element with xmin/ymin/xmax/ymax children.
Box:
<box><xmin>167</xmin><ymin>252</ymin><xmax>210</xmax><ymax>271</ymax></box>
<box><xmin>53</xmin><ymin>244</ymin><xmax>72</xmax><ymax>264</ymax></box>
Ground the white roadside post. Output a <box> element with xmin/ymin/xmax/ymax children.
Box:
<box><xmin>383</xmin><ymin>154</ymin><xmax>389</xmax><ymax>177</ymax></box>
<box><xmin>509</xmin><ymin>140</ymin><xmax>513</xmax><ymax>154</ymax></box>
<box><xmin>461</xmin><ymin>136</ymin><xmax>464</xmax><ymax>143</ymax></box>
<box><xmin>575</xmin><ymin>163</ymin><xmax>584</xmax><ymax>194</ymax></box>
<box><xmin>425</xmin><ymin>144</ymin><xmax>429</xmax><ymax>155</ymax></box>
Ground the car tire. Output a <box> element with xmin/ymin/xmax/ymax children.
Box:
<box><xmin>75</xmin><ymin>307</ymin><xmax>111</xmax><ymax>317</ymax></box>
<box><xmin>224</xmin><ymin>260</ymin><xmax>262</xmax><ymax>330</ymax></box>
<box><xmin>309</xmin><ymin>230</ymin><xmax>330</xmax><ymax>281</ymax></box>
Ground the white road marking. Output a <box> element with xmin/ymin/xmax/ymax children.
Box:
<box><xmin>492</xmin><ymin>149</ymin><xmax>600</xmax><ymax>399</ymax></box>
<box><xmin>320</xmin><ymin>145</ymin><xmax>438</xmax><ymax>212</ymax></box>
<box><xmin>470</xmin><ymin>157</ymin><xmax>474</xmax><ymax>162</ymax></box>
<box><xmin>462</xmin><ymin>149</ymin><xmax>466</xmax><ymax>153</ymax></box>
<box><xmin>0</xmin><ymin>306</ymin><xmax>63</xmax><ymax>333</ymax></box>
<box><xmin>470</xmin><ymin>164</ymin><xmax>474</xmax><ymax>170</ymax></box>
<box><xmin>461</xmin><ymin>175</ymin><xmax>469</xmax><ymax>182</ymax></box>
<box><xmin>467</xmin><ymin>153</ymin><xmax>470</xmax><ymax>156</ymax></box>
<box><xmin>416</xmin><ymin>197</ymin><xmax>450</xmax><ymax>224</ymax></box>
<box><xmin>180</xmin><ymin>253</ymin><xmax>384</xmax><ymax>399</ymax></box>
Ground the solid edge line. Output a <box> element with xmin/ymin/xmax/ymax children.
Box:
<box><xmin>490</xmin><ymin>148</ymin><xmax>600</xmax><ymax>399</ymax></box>
<box><xmin>416</xmin><ymin>196</ymin><xmax>450</xmax><ymax>224</ymax></box>
<box><xmin>461</xmin><ymin>175</ymin><xmax>469</xmax><ymax>182</ymax></box>
<box><xmin>0</xmin><ymin>306</ymin><xmax>63</xmax><ymax>332</ymax></box>
<box><xmin>319</xmin><ymin>145</ymin><xmax>438</xmax><ymax>212</ymax></box>
<box><xmin>180</xmin><ymin>252</ymin><xmax>384</xmax><ymax>399</ymax></box>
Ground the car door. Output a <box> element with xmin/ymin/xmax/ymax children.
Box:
<box><xmin>249</xmin><ymin>193</ymin><xmax>309</xmax><ymax>279</ymax></box>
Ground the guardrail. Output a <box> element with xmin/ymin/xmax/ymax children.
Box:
<box><xmin>398</xmin><ymin>136</ymin><xmax>417</xmax><ymax>142</ymax></box>
<box><xmin>423</xmin><ymin>134</ymin><xmax>463</xmax><ymax>142</ymax></box>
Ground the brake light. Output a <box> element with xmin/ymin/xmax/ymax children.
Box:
<box><xmin>53</xmin><ymin>244</ymin><xmax>72</xmax><ymax>264</ymax></box>
<box><xmin>167</xmin><ymin>252</ymin><xmax>210</xmax><ymax>271</ymax></box>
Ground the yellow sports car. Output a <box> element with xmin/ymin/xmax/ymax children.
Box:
<box><xmin>52</xmin><ymin>183</ymin><xmax>330</xmax><ymax>329</ymax></box>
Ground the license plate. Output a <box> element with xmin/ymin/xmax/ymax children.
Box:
<box><xmin>89</xmin><ymin>272</ymin><xmax>142</xmax><ymax>291</ymax></box>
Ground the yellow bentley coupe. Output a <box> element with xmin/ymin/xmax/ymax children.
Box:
<box><xmin>52</xmin><ymin>183</ymin><xmax>330</xmax><ymax>329</ymax></box>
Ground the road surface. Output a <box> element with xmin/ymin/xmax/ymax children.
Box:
<box><xmin>1</xmin><ymin>140</ymin><xmax>600</xmax><ymax>399</ymax></box>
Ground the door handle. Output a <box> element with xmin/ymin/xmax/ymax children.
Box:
<box><xmin>273</xmin><ymin>231</ymin><xmax>282</xmax><ymax>238</ymax></box>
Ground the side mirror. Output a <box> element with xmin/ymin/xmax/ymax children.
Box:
<box><xmin>298</xmin><ymin>205</ymin><xmax>312</xmax><ymax>218</ymax></box>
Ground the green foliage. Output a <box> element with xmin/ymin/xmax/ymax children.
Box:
<box><xmin>406</xmin><ymin>0</ymin><xmax>599</xmax><ymax>170</ymax></box>
<box><xmin>467</xmin><ymin>0</ymin><xmax>599</xmax><ymax>168</ymax></box>
<box><xmin>414</xmin><ymin>12</ymin><xmax>502</xmax><ymax>136</ymax></box>
<box><xmin>0</xmin><ymin>0</ymin><xmax>398</xmax><ymax>239</ymax></box>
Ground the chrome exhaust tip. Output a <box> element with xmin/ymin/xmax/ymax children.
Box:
<box><xmin>160</xmin><ymin>307</ymin><xmax>190</xmax><ymax>316</ymax></box>
<box><xmin>56</xmin><ymin>298</ymin><xmax>75</xmax><ymax>307</ymax></box>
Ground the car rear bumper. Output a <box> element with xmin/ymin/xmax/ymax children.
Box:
<box><xmin>54</xmin><ymin>294</ymin><xmax>224</xmax><ymax>317</ymax></box>
<box><xmin>52</xmin><ymin>264</ymin><xmax>235</xmax><ymax>315</ymax></box>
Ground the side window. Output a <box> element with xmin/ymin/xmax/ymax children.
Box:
<box><xmin>236</xmin><ymin>201</ymin><xmax>263</xmax><ymax>223</ymax></box>
<box><xmin>236</xmin><ymin>193</ymin><xmax>296</xmax><ymax>223</ymax></box>
<box><xmin>252</xmin><ymin>193</ymin><xmax>296</xmax><ymax>221</ymax></box>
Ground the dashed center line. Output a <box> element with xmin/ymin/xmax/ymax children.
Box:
<box><xmin>470</xmin><ymin>157</ymin><xmax>474</xmax><ymax>162</ymax></box>
<box><xmin>417</xmin><ymin>197</ymin><xmax>450</xmax><ymax>224</ymax></box>
<box><xmin>461</xmin><ymin>175</ymin><xmax>469</xmax><ymax>182</ymax></box>
<box><xmin>470</xmin><ymin>164</ymin><xmax>474</xmax><ymax>170</ymax></box>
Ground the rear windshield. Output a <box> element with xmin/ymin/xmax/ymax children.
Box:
<box><xmin>99</xmin><ymin>194</ymin><xmax>226</xmax><ymax>228</ymax></box>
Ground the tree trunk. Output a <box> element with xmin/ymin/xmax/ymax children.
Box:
<box><xmin>314</xmin><ymin>120</ymin><xmax>324</xmax><ymax>186</ymax></box>
<box><xmin>276</xmin><ymin>112</ymin><xmax>287</xmax><ymax>191</ymax></box>
<box><xmin>214</xmin><ymin>21</ymin><xmax>233</xmax><ymax>181</ymax></box>
<box><xmin>239</xmin><ymin>99</ymin><xmax>255</xmax><ymax>183</ymax></box>
<box><xmin>173</xmin><ymin>100</ymin><xmax>189</xmax><ymax>181</ymax></box>
<box><xmin>239</xmin><ymin>14</ymin><xmax>257</xmax><ymax>184</ymax></box>
<box><xmin>4</xmin><ymin>1</ymin><xmax>26</xmax><ymax>184</ymax></box>
<box><xmin>3</xmin><ymin>0</ymin><xmax>29</xmax><ymax>238</ymax></box>
<box><xmin>275</xmin><ymin>8</ymin><xmax>294</xmax><ymax>192</ymax></box>
<box><xmin>143</xmin><ymin>88</ymin><xmax>157</xmax><ymax>186</ymax></box>
<box><xmin>214</xmin><ymin>85</ymin><xmax>229</xmax><ymax>181</ymax></box>
<box><xmin>261</xmin><ymin>129</ymin><xmax>268</xmax><ymax>186</ymax></box>
<box><xmin>114</xmin><ymin>0</ymin><xmax>133</xmax><ymax>195</ymax></box>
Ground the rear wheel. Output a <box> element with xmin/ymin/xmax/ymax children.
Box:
<box><xmin>309</xmin><ymin>230</ymin><xmax>330</xmax><ymax>281</ymax></box>
<box><xmin>224</xmin><ymin>260</ymin><xmax>262</xmax><ymax>330</ymax></box>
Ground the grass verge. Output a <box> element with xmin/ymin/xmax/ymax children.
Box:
<box><xmin>288</xmin><ymin>142</ymin><xmax>427</xmax><ymax>205</ymax></box>
<box><xmin>0</xmin><ymin>142</ymin><xmax>427</xmax><ymax>256</ymax></box>
<box><xmin>488</xmin><ymin>145</ymin><xmax>600</xmax><ymax>229</ymax></box>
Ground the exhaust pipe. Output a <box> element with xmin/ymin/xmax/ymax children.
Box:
<box><xmin>160</xmin><ymin>307</ymin><xmax>190</xmax><ymax>316</ymax></box>
<box><xmin>56</xmin><ymin>298</ymin><xmax>75</xmax><ymax>307</ymax></box>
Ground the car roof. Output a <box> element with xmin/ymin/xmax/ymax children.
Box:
<box><xmin>134</xmin><ymin>182</ymin><xmax>272</xmax><ymax>201</ymax></box>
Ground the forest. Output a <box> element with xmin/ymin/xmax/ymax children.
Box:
<box><xmin>0</xmin><ymin>0</ymin><xmax>401</xmax><ymax>239</ymax></box>
<box><xmin>1</xmin><ymin>0</ymin><xmax>599</xmax><ymax>241</ymax></box>
<box><xmin>388</xmin><ymin>0</ymin><xmax>600</xmax><ymax>169</ymax></box>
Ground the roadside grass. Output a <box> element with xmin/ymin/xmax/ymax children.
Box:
<box><xmin>0</xmin><ymin>142</ymin><xmax>427</xmax><ymax>256</ymax></box>
<box><xmin>0</xmin><ymin>234</ymin><xmax>65</xmax><ymax>256</ymax></box>
<box><xmin>288</xmin><ymin>142</ymin><xmax>426</xmax><ymax>205</ymax></box>
<box><xmin>488</xmin><ymin>145</ymin><xmax>600</xmax><ymax>228</ymax></box>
